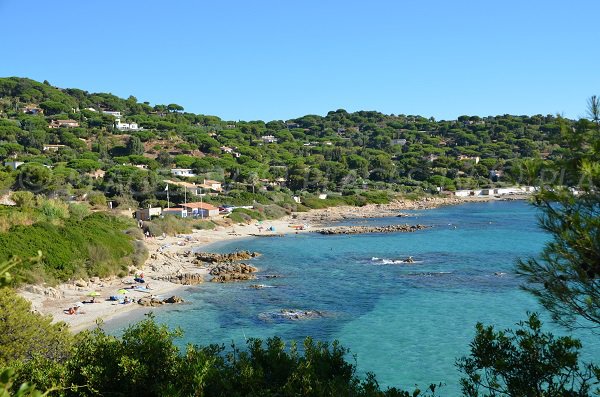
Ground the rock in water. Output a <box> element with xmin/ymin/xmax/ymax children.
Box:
<box><xmin>194</xmin><ymin>250</ymin><xmax>261</xmax><ymax>264</ymax></box>
<box><xmin>315</xmin><ymin>224</ymin><xmax>429</xmax><ymax>235</ymax></box>
<box><xmin>163</xmin><ymin>296</ymin><xmax>184</xmax><ymax>304</ymax></box>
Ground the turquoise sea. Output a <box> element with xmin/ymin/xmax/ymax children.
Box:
<box><xmin>110</xmin><ymin>201</ymin><xmax>600</xmax><ymax>394</ymax></box>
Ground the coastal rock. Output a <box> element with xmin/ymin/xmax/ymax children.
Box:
<box><xmin>249</xmin><ymin>284</ymin><xmax>267</xmax><ymax>289</ymax></box>
<box><xmin>75</xmin><ymin>279</ymin><xmax>87</xmax><ymax>287</ymax></box>
<box><xmin>163</xmin><ymin>295</ymin><xmax>184</xmax><ymax>304</ymax></box>
<box><xmin>194</xmin><ymin>250</ymin><xmax>261</xmax><ymax>264</ymax></box>
<box><xmin>137</xmin><ymin>297</ymin><xmax>164</xmax><ymax>307</ymax></box>
<box><xmin>138</xmin><ymin>295</ymin><xmax>184</xmax><ymax>306</ymax></box>
<box><xmin>315</xmin><ymin>224</ymin><xmax>429</xmax><ymax>235</ymax></box>
<box><xmin>259</xmin><ymin>309</ymin><xmax>326</xmax><ymax>321</ymax></box>
<box><xmin>155</xmin><ymin>273</ymin><xmax>204</xmax><ymax>285</ymax></box>
<box><xmin>209</xmin><ymin>263</ymin><xmax>258</xmax><ymax>283</ymax></box>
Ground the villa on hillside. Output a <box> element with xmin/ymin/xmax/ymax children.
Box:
<box><xmin>49</xmin><ymin>120</ymin><xmax>79</xmax><ymax>128</ymax></box>
<box><xmin>170</xmin><ymin>168</ymin><xmax>196</xmax><ymax>178</ymax></box>
<box><xmin>260</xmin><ymin>135</ymin><xmax>278</xmax><ymax>144</ymax></box>
<box><xmin>22</xmin><ymin>105</ymin><xmax>43</xmax><ymax>115</ymax></box>
<box><xmin>4</xmin><ymin>161</ymin><xmax>24</xmax><ymax>170</ymax></box>
<box><xmin>43</xmin><ymin>144</ymin><xmax>66</xmax><ymax>152</ymax></box>
<box><xmin>199</xmin><ymin>179</ymin><xmax>222</xmax><ymax>192</ymax></box>
<box><xmin>457</xmin><ymin>155</ymin><xmax>480</xmax><ymax>164</ymax></box>
<box><xmin>87</xmin><ymin>169</ymin><xmax>106</xmax><ymax>180</ymax></box>
<box><xmin>163</xmin><ymin>180</ymin><xmax>202</xmax><ymax>195</ymax></box>
<box><xmin>102</xmin><ymin>110</ymin><xmax>122</xmax><ymax>118</ymax></box>
<box><xmin>114</xmin><ymin>118</ymin><xmax>142</xmax><ymax>131</ymax></box>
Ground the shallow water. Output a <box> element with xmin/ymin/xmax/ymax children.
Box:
<box><xmin>109</xmin><ymin>201</ymin><xmax>600</xmax><ymax>394</ymax></box>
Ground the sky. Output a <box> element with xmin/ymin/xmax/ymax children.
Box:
<box><xmin>0</xmin><ymin>0</ymin><xmax>598</xmax><ymax>122</ymax></box>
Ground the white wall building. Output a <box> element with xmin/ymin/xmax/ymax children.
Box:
<box><xmin>115</xmin><ymin>118</ymin><xmax>142</xmax><ymax>131</ymax></box>
<box><xmin>103</xmin><ymin>110</ymin><xmax>122</xmax><ymax>118</ymax></box>
<box><xmin>170</xmin><ymin>168</ymin><xmax>196</xmax><ymax>177</ymax></box>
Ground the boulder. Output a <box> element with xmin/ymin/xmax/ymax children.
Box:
<box><xmin>163</xmin><ymin>295</ymin><xmax>184</xmax><ymax>304</ymax></box>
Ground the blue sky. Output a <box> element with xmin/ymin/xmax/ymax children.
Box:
<box><xmin>1</xmin><ymin>0</ymin><xmax>598</xmax><ymax>121</ymax></box>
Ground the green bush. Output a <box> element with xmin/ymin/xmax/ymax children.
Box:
<box><xmin>87</xmin><ymin>191</ymin><xmax>107</xmax><ymax>207</ymax></box>
<box><xmin>0</xmin><ymin>288</ymin><xmax>72</xmax><ymax>367</ymax></box>
<box><xmin>193</xmin><ymin>220</ymin><xmax>216</xmax><ymax>230</ymax></box>
<box><xmin>228</xmin><ymin>211</ymin><xmax>251</xmax><ymax>224</ymax></box>
<box><xmin>359</xmin><ymin>190</ymin><xmax>393</xmax><ymax>204</ymax></box>
<box><xmin>233</xmin><ymin>208</ymin><xmax>264</xmax><ymax>221</ymax></box>
<box><xmin>0</xmin><ymin>213</ymin><xmax>136</xmax><ymax>283</ymax></box>
<box><xmin>145</xmin><ymin>216</ymin><xmax>193</xmax><ymax>236</ymax></box>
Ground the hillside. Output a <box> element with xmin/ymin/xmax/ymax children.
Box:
<box><xmin>0</xmin><ymin>76</ymin><xmax>584</xmax><ymax>210</ymax></box>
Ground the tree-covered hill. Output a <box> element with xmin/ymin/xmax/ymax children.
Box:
<box><xmin>0</xmin><ymin>76</ymin><xmax>580</xmax><ymax>209</ymax></box>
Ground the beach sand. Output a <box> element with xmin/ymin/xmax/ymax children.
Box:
<box><xmin>18</xmin><ymin>217</ymin><xmax>309</xmax><ymax>332</ymax></box>
<box><xmin>18</xmin><ymin>195</ymin><xmax>524</xmax><ymax>333</ymax></box>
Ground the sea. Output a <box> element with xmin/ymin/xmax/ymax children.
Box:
<box><xmin>108</xmin><ymin>201</ymin><xmax>600</xmax><ymax>395</ymax></box>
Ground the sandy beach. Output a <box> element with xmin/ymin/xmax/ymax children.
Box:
<box><xmin>18</xmin><ymin>195</ymin><xmax>524</xmax><ymax>333</ymax></box>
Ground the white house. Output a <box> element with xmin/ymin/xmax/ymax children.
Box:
<box><xmin>170</xmin><ymin>168</ymin><xmax>196</xmax><ymax>177</ymax></box>
<box><xmin>199</xmin><ymin>179</ymin><xmax>222</xmax><ymax>192</ymax></box>
<box><xmin>43</xmin><ymin>144</ymin><xmax>66</xmax><ymax>152</ymax></box>
<box><xmin>261</xmin><ymin>135</ymin><xmax>278</xmax><ymax>144</ymax></box>
<box><xmin>4</xmin><ymin>161</ymin><xmax>24</xmax><ymax>170</ymax></box>
<box><xmin>49</xmin><ymin>120</ymin><xmax>79</xmax><ymax>129</ymax></box>
<box><xmin>114</xmin><ymin>118</ymin><xmax>142</xmax><ymax>131</ymax></box>
<box><xmin>391</xmin><ymin>138</ymin><xmax>407</xmax><ymax>146</ymax></box>
<box><xmin>102</xmin><ymin>110</ymin><xmax>122</xmax><ymax>118</ymax></box>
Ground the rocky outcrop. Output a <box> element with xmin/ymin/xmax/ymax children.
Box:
<box><xmin>194</xmin><ymin>250</ymin><xmax>261</xmax><ymax>264</ymax></box>
<box><xmin>155</xmin><ymin>273</ymin><xmax>204</xmax><ymax>285</ymax></box>
<box><xmin>21</xmin><ymin>285</ymin><xmax>64</xmax><ymax>299</ymax></box>
<box><xmin>259</xmin><ymin>309</ymin><xmax>326</xmax><ymax>321</ymax></box>
<box><xmin>315</xmin><ymin>224</ymin><xmax>429</xmax><ymax>235</ymax></box>
<box><xmin>163</xmin><ymin>295</ymin><xmax>184</xmax><ymax>304</ymax></box>
<box><xmin>137</xmin><ymin>295</ymin><xmax>184</xmax><ymax>306</ymax></box>
<box><xmin>209</xmin><ymin>263</ymin><xmax>258</xmax><ymax>283</ymax></box>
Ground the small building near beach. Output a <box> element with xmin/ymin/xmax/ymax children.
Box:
<box><xmin>162</xmin><ymin>207</ymin><xmax>187</xmax><ymax>217</ymax></box>
<box><xmin>135</xmin><ymin>207</ymin><xmax>162</xmax><ymax>221</ymax></box>
<box><xmin>181</xmin><ymin>202</ymin><xmax>219</xmax><ymax>218</ymax></box>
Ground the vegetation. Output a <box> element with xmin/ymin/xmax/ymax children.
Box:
<box><xmin>0</xmin><ymin>201</ymin><xmax>141</xmax><ymax>284</ymax></box>
<box><xmin>1</xmin><ymin>78</ymin><xmax>600</xmax><ymax>395</ymax></box>
<box><xmin>457</xmin><ymin>313</ymin><xmax>599</xmax><ymax>396</ymax></box>
<box><xmin>0</xmin><ymin>77</ymin><xmax>578</xmax><ymax>213</ymax></box>
<box><xmin>0</xmin><ymin>288</ymin><xmax>72</xmax><ymax>367</ymax></box>
<box><xmin>7</xmin><ymin>314</ymin><xmax>441</xmax><ymax>397</ymax></box>
<box><xmin>517</xmin><ymin>99</ymin><xmax>600</xmax><ymax>330</ymax></box>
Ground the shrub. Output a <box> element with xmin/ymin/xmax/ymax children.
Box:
<box><xmin>38</xmin><ymin>198</ymin><xmax>69</xmax><ymax>223</ymax></box>
<box><xmin>193</xmin><ymin>221</ymin><xmax>216</xmax><ymax>230</ymax></box>
<box><xmin>87</xmin><ymin>191</ymin><xmax>107</xmax><ymax>207</ymax></box>
<box><xmin>0</xmin><ymin>213</ymin><xmax>135</xmax><ymax>283</ymax></box>
<box><xmin>11</xmin><ymin>191</ymin><xmax>35</xmax><ymax>209</ymax></box>
<box><xmin>262</xmin><ymin>204</ymin><xmax>288</xmax><ymax>219</ymax></box>
<box><xmin>68</xmin><ymin>202</ymin><xmax>91</xmax><ymax>221</ymax></box>
<box><xmin>145</xmin><ymin>216</ymin><xmax>193</xmax><ymax>236</ymax></box>
<box><xmin>0</xmin><ymin>288</ymin><xmax>72</xmax><ymax>366</ymax></box>
<box><xmin>228</xmin><ymin>211</ymin><xmax>251</xmax><ymax>224</ymax></box>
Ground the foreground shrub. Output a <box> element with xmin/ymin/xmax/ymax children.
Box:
<box><xmin>0</xmin><ymin>213</ymin><xmax>135</xmax><ymax>283</ymax></box>
<box><xmin>457</xmin><ymin>313</ymin><xmax>599</xmax><ymax>397</ymax></box>
<box><xmin>62</xmin><ymin>315</ymin><xmax>432</xmax><ymax>397</ymax></box>
<box><xmin>0</xmin><ymin>288</ymin><xmax>72</xmax><ymax>367</ymax></box>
